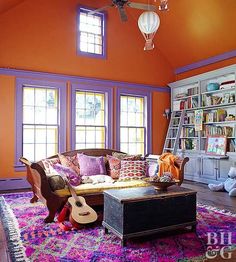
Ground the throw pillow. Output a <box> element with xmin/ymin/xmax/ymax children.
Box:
<box><xmin>106</xmin><ymin>155</ymin><xmax>121</xmax><ymax>179</ymax></box>
<box><xmin>77</xmin><ymin>154</ymin><xmax>107</xmax><ymax>176</ymax></box>
<box><xmin>112</xmin><ymin>152</ymin><xmax>142</xmax><ymax>160</ymax></box>
<box><xmin>51</xmin><ymin>163</ymin><xmax>81</xmax><ymax>187</ymax></box>
<box><xmin>58</xmin><ymin>154</ymin><xmax>80</xmax><ymax>175</ymax></box>
<box><xmin>119</xmin><ymin>160</ymin><xmax>147</xmax><ymax>181</ymax></box>
<box><xmin>42</xmin><ymin>158</ymin><xmax>61</xmax><ymax>174</ymax></box>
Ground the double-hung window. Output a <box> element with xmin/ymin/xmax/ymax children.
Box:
<box><xmin>117</xmin><ymin>89</ymin><xmax>151</xmax><ymax>155</ymax></box>
<box><xmin>72</xmin><ymin>85</ymin><xmax>112</xmax><ymax>149</ymax></box>
<box><xmin>78</xmin><ymin>7</ymin><xmax>106</xmax><ymax>58</ymax></box>
<box><xmin>15</xmin><ymin>79</ymin><xmax>66</xmax><ymax>168</ymax></box>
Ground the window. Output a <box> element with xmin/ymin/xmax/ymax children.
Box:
<box><xmin>117</xmin><ymin>89</ymin><xmax>152</xmax><ymax>155</ymax></box>
<box><xmin>15</xmin><ymin>79</ymin><xmax>66</xmax><ymax>168</ymax></box>
<box><xmin>71</xmin><ymin>84</ymin><xmax>112</xmax><ymax>150</ymax></box>
<box><xmin>78</xmin><ymin>7</ymin><xmax>106</xmax><ymax>58</ymax></box>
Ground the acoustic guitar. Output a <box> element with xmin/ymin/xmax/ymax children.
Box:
<box><xmin>65</xmin><ymin>179</ymin><xmax>98</xmax><ymax>224</ymax></box>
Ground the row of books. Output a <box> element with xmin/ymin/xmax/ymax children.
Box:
<box><xmin>173</xmin><ymin>97</ymin><xmax>199</xmax><ymax>110</ymax></box>
<box><xmin>204</xmin><ymin>109</ymin><xmax>228</xmax><ymax>122</ymax></box>
<box><xmin>181</xmin><ymin>127</ymin><xmax>197</xmax><ymax>138</ymax></box>
<box><xmin>202</xmin><ymin>92</ymin><xmax>235</xmax><ymax>107</ymax></box>
<box><xmin>229</xmin><ymin>139</ymin><xmax>236</xmax><ymax>152</ymax></box>
<box><xmin>180</xmin><ymin>139</ymin><xmax>198</xmax><ymax>150</ymax></box>
<box><xmin>202</xmin><ymin>126</ymin><xmax>234</xmax><ymax>137</ymax></box>
<box><xmin>184</xmin><ymin>112</ymin><xmax>195</xmax><ymax>125</ymax></box>
<box><xmin>187</xmin><ymin>86</ymin><xmax>198</xmax><ymax>96</ymax></box>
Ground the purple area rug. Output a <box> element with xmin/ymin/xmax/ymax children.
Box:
<box><xmin>0</xmin><ymin>192</ymin><xmax>236</xmax><ymax>262</ymax></box>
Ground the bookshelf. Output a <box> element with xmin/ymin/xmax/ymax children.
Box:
<box><xmin>169</xmin><ymin>64</ymin><xmax>236</xmax><ymax>184</ymax></box>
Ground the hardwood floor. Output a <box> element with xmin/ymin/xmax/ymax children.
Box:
<box><xmin>0</xmin><ymin>181</ymin><xmax>235</xmax><ymax>262</ymax></box>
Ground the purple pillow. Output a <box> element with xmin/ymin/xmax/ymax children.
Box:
<box><xmin>52</xmin><ymin>163</ymin><xmax>81</xmax><ymax>187</ymax></box>
<box><xmin>77</xmin><ymin>154</ymin><xmax>106</xmax><ymax>176</ymax></box>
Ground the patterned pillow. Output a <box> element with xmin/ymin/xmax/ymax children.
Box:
<box><xmin>58</xmin><ymin>154</ymin><xmax>80</xmax><ymax>175</ymax></box>
<box><xmin>42</xmin><ymin>157</ymin><xmax>61</xmax><ymax>174</ymax></box>
<box><xmin>51</xmin><ymin>163</ymin><xmax>81</xmax><ymax>187</ymax></box>
<box><xmin>106</xmin><ymin>155</ymin><xmax>121</xmax><ymax>179</ymax></box>
<box><xmin>119</xmin><ymin>160</ymin><xmax>147</xmax><ymax>181</ymax></box>
<box><xmin>77</xmin><ymin>154</ymin><xmax>107</xmax><ymax>176</ymax></box>
<box><xmin>112</xmin><ymin>152</ymin><xmax>142</xmax><ymax>160</ymax></box>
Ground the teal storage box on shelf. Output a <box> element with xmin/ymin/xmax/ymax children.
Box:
<box><xmin>207</xmin><ymin>83</ymin><xmax>220</xmax><ymax>91</ymax></box>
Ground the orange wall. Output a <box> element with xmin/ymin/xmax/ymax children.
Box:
<box><xmin>0</xmin><ymin>0</ymin><xmax>173</xmax><ymax>179</ymax></box>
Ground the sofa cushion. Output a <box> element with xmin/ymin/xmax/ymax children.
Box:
<box><xmin>42</xmin><ymin>157</ymin><xmax>61</xmax><ymax>173</ymax></box>
<box><xmin>51</xmin><ymin>164</ymin><xmax>81</xmax><ymax>186</ymax></box>
<box><xmin>107</xmin><ymin>155</ymin><xmax>121</xmax><ymax>179</ymax></box>
<box><xmin>58</xmin><ymin>154</ymin><xmax>80</xmax><ymax>175</ymax></box>
<box><xmin>119</xmin><ymin>160</ymin><xmax>147</xmax><ymax>181</ymax></box>
<box><xmin>112</xmin><ymin>152</ymin><xmax>142</xmax><ymax>160</ymax></box>
<box><xmin>54</xmin><ymin>179</ymin><xmax>150</xmax><ymax>196</ymax></box>
<box><xmin>77</xmin><ymin>154</ymin><xmax>106</xmax><ymax>176</ymax></box>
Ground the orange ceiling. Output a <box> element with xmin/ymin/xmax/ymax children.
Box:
<box><xmin>0</xmin><ymin>0</ymin><xmax>235</xmax><ymax>69</ymax></box>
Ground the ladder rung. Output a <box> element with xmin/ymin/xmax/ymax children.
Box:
<box><xmin>164</xmin><ymin>148</ymin><xmax>174</xmax><ymax>150</ymax></box>
<box><xmin>169</xmin><ymin>127</ymin><xmax>178</xmax><ymax>129</ymax></box>
<box><xmin>166</xmin><ymin>138</ymin><xmax>176</xmax><ymax>139</ymax></box>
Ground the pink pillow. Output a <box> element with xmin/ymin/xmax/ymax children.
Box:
<box><xmin>107</xmin><ymin>155</ymin><xmax>121</xmax><ymax>179</ymax></box>
<box><xmin>58</xmin><ymin>154</ymin><xmax>80</xmax><ymax>175</ymax></box>
<box><xmin>51</xmin><ymin>163</ymin><xmax>81</xmax><ymax>187</ymax></box>
<box><xmin>119</xmin><ymin>160</ymin><xmax>147</xmax><ymax>181</ymax></box>
<box><xmin>77</xmin><ymin>154</ymin><xmax>106</xmax><ymax>176</ymax></box>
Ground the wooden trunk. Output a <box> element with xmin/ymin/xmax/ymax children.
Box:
<box><xmin>103</xmin><ymin>186</ymin><xmax>197</xmax><ymax>246</ymax></box>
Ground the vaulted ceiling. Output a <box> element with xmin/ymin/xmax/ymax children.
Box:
<box><xmin>0</xmin><ymin>0</ymin><xmax>235</xmax><ymax>69</ymax></box>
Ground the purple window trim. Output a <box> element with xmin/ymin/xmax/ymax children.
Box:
<box><xmin>116</xmin><ymin>88</ymin><xmax>152</xmax><ymax>155</ymax></box>
<box><xmin>175</xmin><ymin>50</ymin><xmax>236</xmax><ymax>74</ymax></box>
<box><xmin>77</xmin><ymin>6</ymin><xmax>107</xmax><ymax>59</ymax></box>
<box><xmin>15</xmin><ymin>78</ymin><xmax>67</xmax><ymax>171</ymax></box>
<box><xmin>71</xmin><ymin>83</ymin><xmax>113</xmax><ymax>150</ymax></box>
<box><xmin>0</xmin><ymin>67</ymin><xmax>170</xmax><ymax>93</ymax></box>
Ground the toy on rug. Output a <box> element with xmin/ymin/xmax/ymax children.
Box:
<box><xmin>208</xmin><ymin>167</ymin><xmax>236</xmax><ymax>197</ymax></box>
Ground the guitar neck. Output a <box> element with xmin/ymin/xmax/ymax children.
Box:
<box><xmin>65</xmin><ymin>179</ymin><xmax>80</xmax><ymax>202</ymax></box>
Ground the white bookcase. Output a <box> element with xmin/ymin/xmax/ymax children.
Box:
<box><xmin>169</xmin><ymin>64</ymin><xmax>236</xmax><ymax>184</ymax></box>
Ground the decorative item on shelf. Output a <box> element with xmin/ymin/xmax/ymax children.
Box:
<box><xmin>220</xmin><ymin>80</ymin><xmax>235</xmax><ymax>90</ymax></box>
<box><xmin>205</xmin><ymin>135</ymin><xmax>227</xmax><ymax>156</ymax></box>
<box><xmin>138</xmin><ymin>11</ymin><xmax>160</xmax><ymax>50</ymax></box>
<box><xmin>207</xmin><ymin>82</ymin><xmax>220</xmax><ymax>92</ymax></box>
<box><xmin>163</xmin><ymin>108</ymin><xmax>171</xmax><ymax>119</ymax></box>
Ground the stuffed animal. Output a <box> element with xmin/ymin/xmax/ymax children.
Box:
<box><xmin>81</xmin><ymin>175</ymin><xmax>114</xmax><ymax>185</ymax></box>
<box><xmin>208</xmin><ymin>167</ymin><xmax>236</xmax><ymax>197</ymax></box>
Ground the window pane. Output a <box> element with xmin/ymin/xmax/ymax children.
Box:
<box><xmin>120</xmin><ymin>143</ymin><xmax>128</xmax><ymax>153</ymax></box>
<box><xmin>23</xmin><ymin>106</ymin><xmax>34</xmax><ymax>124</ymax></box>
<box><xmin>96</xmin><ymin>127</ymin><xmax>105</xmax><ymax>143</ymax></box>
<box><xmin>23</xmin><ymin>126</ymin><xmax>34</xmax><ymax>143</ymax></box>
<box><xmin>136</xmin><ymin>97</ymin><xmax>144</xmax><ymax>113</ymax></box>
<box><xmin>137</xmin><ymin>143</ymin><xmax>145</xmax><ymax>155</ymax></box>
<box><xmin>76</xmin><ymin>92</ymin><xmax>85</xmax><ymax>109</ymax></box>
<box><xmin>95</xmin><ymin>94</ymin><xmax>104</xmax><ymax>110</ymax></box>
<box><xmin>47</xmin><ymin>144</ymin><xmax>57</xmax><ymax>157</ymax></box>
<box><xmin>120</xmin><ymin>112</ymin><xmax>128</xmax><ymax>126</ymax></box>
<box><xmin>47</xmin><ymin>89</ymin><xmax>57</xmax><ymax>108</ymax></box>
<box><xmin>120</xmin><ymin>128</ymin><xmax>128</xmax><ymax>143</ymax></box>
<box><xmin>128</xmin><ymin>143</ymin><xmax>137</xmax><ymax>155</ymax></box>
<box><xmin>35</xmin><ymin>89</ymin><xmax>46</xmax><ymax>106</ymax></box>
<box><xmin>76</xmin><ymin>109</ymin><xmax>85</xmax><ymax>125</ymax></box>
<box><xmin>47</xmin><ymin>108</ymin><xmax>58</xmax><ymax>124</ymax></box>
<box><xmin>23</xmin><ymin>88</ymin><xmax>34</xmax><ymax>106</ymax></box>
<box><xmin>80</xmin><ymin>42</ymin><xmax>88</xmax><ymax>52</ymax></box>
<box><xmin>85</xmin><ymin>110</ymin><xmax>95</xmax><ymax>124</ymax></box>
<box><xmin>47</xmin><ymin>127</ymin><xmax>58</xmax><ymax>144</ymax></box>
<box><xmin>137</xmin><ymin>128</ymin><xmax>144</xmax><ymax>142</ymax></box>
<box><xmin>127</xmin><ymin>112</ymin><xmax>136</xmax><ymax>126</ymax></box>
<box><xmin>76</xmin><ymin>127</ymin><xmax>86</xmax><ymax>143</ymax></box>
<box><xmin>35</xmin><ymin>126</ymin><xmax>46</xmax><ymax>143</ymax></box>
<box><xmin>129</xmin><ymin>128</ymin><xmax>136</xmax><ymax>143</ymax></box>
<box><xmin>128</xmin><ymin>97</ymin><xmax>136</xmax><ymax>112</ymax></box>
<box><xmin>86</xmin><ymin>127</ymin><xmax>96</xmax><ymax>143</ymax></box>
<box><xmin>136</xmin><ymin>113</ymin><xmax>144</xmax><ymax>126</ymax></box>
<box><xmin>35</xmin><ymin>107</ymin><xmax>46</xmax><ymax>124</ymax></box>
<box><xmin>23</xmin><ymin>144</ymin><xmax>35</xmax><ymax>161</ymax></box>
<box><xmin>95</xmin><ymin>110</ymin><xmax>104</xmax><ymax>125</ymax></box>
<box><xmin>35</xmin><ymin>144</ymin><xmax>46</xmax><ymax>160</ymax></box>
<box><xmin>121</xmin><ymin>96</ymin><xmax>128</xmax><ymax>112</ymax></box>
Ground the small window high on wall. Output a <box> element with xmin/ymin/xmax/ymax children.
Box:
<box><xmin>71</xmin><ymin>84</ymin><xmax>112</xmax><ymax>150</ymax></box>
<box><xmin>77</xmin><ymin>7</ymin><xmax>106</xmax><ymax>58</ymax></box>
<box><xmin>15</xmin><ymin>79</ymin><xmax>66</xmax><ymax>169</ymax></box>
<box><xmin>117</xmin><ymin>89</ymin><xmax>152</xmax><ymax>155</ymax></box>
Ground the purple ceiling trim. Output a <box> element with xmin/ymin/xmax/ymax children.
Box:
<box><xmin>0</xmin><ymin>67</ymin><xmax>170</xmax><ymax>93</ymax></box>
<box><xmin>175</xmin><ymin>50</ymin><xmax>236</xmax><ymax>74</ymax></box>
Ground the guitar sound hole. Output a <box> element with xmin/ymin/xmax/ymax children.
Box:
<box><xmin>76</xmin><ymin>201</ymin><xmax>82</xmax><ymax>207</ymax></box>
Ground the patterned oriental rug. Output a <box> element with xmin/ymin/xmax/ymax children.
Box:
<box><xmin>0</xmin><ymin>192</ymin><xmax>235</xmax><ymax>262</ymax></box>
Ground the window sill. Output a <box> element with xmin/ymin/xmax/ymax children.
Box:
<box><xmin>14</xmin><ymin>165</ymin><xmax>26</xmax><ymax>172</ymax></box>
